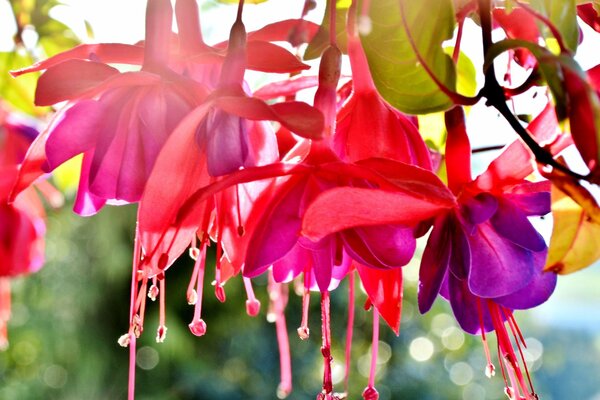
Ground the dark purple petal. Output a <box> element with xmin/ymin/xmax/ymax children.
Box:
<box><xmin>448</xmin><ymin>275</ymin><xmax>494</xmax><ymax>334</ymax></box>
<box><xmin>448</xmin><ymin>216</ymin><xmax>470</xmax><ymax>280</ymax></box>
<box><xmin>418</xmin><ymin>215</ymin><xmax>452</xmax><ymax>314</ymax></box>
<box><xmin>341</xmin><ymin>224</ymin><xmax>415</xmax><ymax>269</ymax></box>
<box><xmin>462</xmin><ymin>192</ymin><xmax>498</xmax><ymax>227</ymax></box>
<box><xmin>468</xmin><ymin>222</ymin><xmax>535</xmax><ymax>298</ymax></box>
<box><xmin>495</xmin><ymin>251</ymin><xmax>556</xmax><ymax>309</ymax></box>
<box><xmin>491</xmin><ymin>199</ymin><xmax>547</xmax><ymax>252</ymax></box>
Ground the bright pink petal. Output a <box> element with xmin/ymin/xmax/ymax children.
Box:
<box><xmin>214</xmin><ymin>95</ymin><xmax>324</xmax><ymax>139</ymax></box>
<box><xmin>356</xmin><ymin>263</ymin><xmax>403</xmax><ymax>335</ymax></box>
<box><xmin>445</xmin><ymin>107</ymin><xmax>472</xmax><ymax>192</ymax></box>
<box><xmin>254</xmin><ymin>76</ymin><xmax>319</xmax><ymax>100</ymax></box>
<box><xmin>138</xmin><ymin>104</ymin><xmax>212</xmax><ymax>274</ymax></box>
<box><xmin>302</xmin><ymin>187</ymin><xmax>455</xmax><ymax>242</ymax></box>
<box><xmin>247</xmin><ymin>19</ymin><xmax>319</xmax><ymax>44</ymax></box>
<box><xmin>246</xmin><ymin>41</ymin><xmax>309</xmax><ymax>73</ymax></box>
<box><xmin>9</xmin><ymin>43</ymin><xmax>144</xmax><ymax>77</ymax></box>
<box><xmin>73</xmin><ymin>151</ymin><xmax>106</xmax><ymax>216</ymax></box>
<box><xmin>34</xmin><ymin>60</ymin><xmax>119</xmax><ymax>106</ymax></box>
<box><xmin>45</xmin><ymin>100</ymin><xmax>105</xmax><ymax>170</ymax></box>
<box><xmin>243</xmin><ymin>176</ymin><xmax>307</xmax><ymax>278</ymax></box>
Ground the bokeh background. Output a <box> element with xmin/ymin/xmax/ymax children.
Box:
<box><xmin>1</xmin><ymin>1</ymin><xmax>600</xmax><ymax>399</ymax></box>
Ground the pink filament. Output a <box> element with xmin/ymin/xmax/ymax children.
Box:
<box><xmin>243</xmin><ymin>277</ymin><xmax>261</xmax><ymax>316</ymax></box>
<box><xmin>269</xmin><ymin>273</ymin><xmax>292</xmax><ymax>397</ymax></box>
<box><xmin>344</xmin><ymin>272</ymin><xmax>355</xmax><ymax>394</ymax></box>
<box><xmin>320</xmin><ymin>291</ymin><xmax>333</xmax><ymax>395</ymax></box>
<box><xmin>298</xmin><ymin>287</ymin><xmax>311</xmax><ymax>339</ymax></box>
<box><xmin>0</xmin><ymin>278</ymin><xmax>10</xmax><ymax>349</ymax></box>
<box><xmin>368</xmin><ymin>308</ymin><xmax>379</xmax><ymax>389</ymax></box>
<box><xmin>192</xmin><ymin>243</ymin><xmax>207</xmax><ymax>324</ymax></box>
<box><xmin>128</xmin><ymin>334</ymin><xmax>137</xmax><ymax>400</ymax></box>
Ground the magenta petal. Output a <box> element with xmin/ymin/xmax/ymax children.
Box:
<box><xmin>73</xmin><ymin>151</ymin><xmax>107</xmax><ymax>216</ymax></box>
<box><xmin>272</xmin><ymin>244</ymin><xmax>307</xmax><ymax>283</ymax></box>
<box><xmin>45</xmin><ymin>100</ymin><xmax>105</xmax><ymax>170</ymax></box>
<box><xmin>244</xmin><ymin>178</ymin><xmax>306</xmax><ymax>277</ymax></box>
<box><xmin>342</xmin><ymin>224</ymin><xmax>415</xmax><ymax>268</ymax></box>
<box><xmin>491</xmin><ymin>199</ymin><xmax>547</xmax><ymax>252</ymax></box>
<box><xmin>467</xmin><ymin>222</ymin><xmax>535</xmax><ymax>298</ymax></box>
<box><xmin>305</xmin><ymin>235</ymin><xmax>335</xmax><ymax>292</ymax></box>
<box><xmin>418</xmin><ymin>215</ymin><xmax>452</xmax><ymax>314</ymax></box>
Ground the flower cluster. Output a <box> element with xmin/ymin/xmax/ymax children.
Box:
<box><xmin>7</xmin><ymin>0</ymin><xmax>600</xmax><ymax>399</ymax></box>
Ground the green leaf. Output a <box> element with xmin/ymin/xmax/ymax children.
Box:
<box><xmin>443</xmin><ymin>47</ymin><xmax>477</xmax><ymax>97</ymax></box>
<box><xmin>361</xmin><ymin>0</ymin><xmax>457</xmax><ymax>114</ymax></box>
<box><xmin>304</xmin><ymin>1</ymin><xmax>349</xmax><ymax>60</ymax></box>
<box><xmin>0</xmin><ymin>51</ymin><xmax>45</xmax><ymax>116</ymax></box>
<box><xmin>531</xmin><ymin>0</ymin><xmax>578</xmax><ymax>52</ymax></box>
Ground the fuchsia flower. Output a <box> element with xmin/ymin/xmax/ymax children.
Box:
<box><xmin>11</xmin><ymin>0</ymin><xmax>206</xmax><ymax>215</ymax></box>
<box><xmin>417</xmin><ymin>107</ymin><xmax>557</xmax><ymax>399</ymax></box>
<box><xmin>0</xmin><ymin>107</ymin><xmax>48</xmax><ymax>349</ymax></box>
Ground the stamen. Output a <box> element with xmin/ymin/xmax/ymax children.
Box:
<box><xmin>235</xmin><ymin>185</ymin><xmax>245</xmax><ymax>237</ymax></box>
<box><xmin>343</xmin><ymin>272</ymin><xmax>355</xmax><ymax>395</ymax></box>
<box><xmin>243</xmin><ymin>277</ymin><xmax>261</xmax><ymax>317</ymax></box>
<box><xmin>148</xmin><ymin>276</ymin><xmax>159</xmax><ymax>301</ymax></box>
<box><xmin>476</xmin><ymin>298</ymin><xmax>495</xmax><ymax>378</ymax></box>
<box><xmin>268</xmin><ymin>273</ymin><xmax>292</xmax><ymax>399</ymax></box>
<box><xmin>297</xmin><ymin>286</ymin><xmax>310</xmax><ymax>340</ymax></box>
<box><xmin>156</xmin><ymin>278</ymin><xmax>167</xmax><ymax>343</ymax></box>
<box><xmin>362</xmin><ymin>307</ymin><xmax>379</xmax><ymax>400</ymax></box>
<box><xmin>128</xmin><ymin>333</ymin><xmax>137</xmax><ymax>400</ymax></box>
<box><xmin>189</xmin><ymin>243</ymin><xmax>207</xmax><ymax>337</ymax></box>
<box><xmin>0</xmin><ymin>278</ymin><xmax>11</xmax><ymax>350</ymax></box>
<box><xmin>320</xmin><ymin>291</ymin><xmax>334</xmax><ymax>396</ymax></box>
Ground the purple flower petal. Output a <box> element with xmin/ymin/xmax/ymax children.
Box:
<box><xmin>418</xmin><ymin>215</ymin><xmax>452</xmax><ymax>314</ymax></box>
<box><xmin>462</xmin><ymin>192</ymin><xmax>498</xmax><ymax>227</ymax></box>
<box><xmin>467</xmin><ymin>222</ymin><xmax>535</xmax><ymax>298</ymax></box>
<box><xmin>504</xmin><ymin>190</ymin><xmax>550</xmax><ymax>216</ymax></box>
<box><xmin>200</xmin><ymin>109</ymin><xmax>254</xmax><ymax>177</ymax></box>
<box><xmin>448</xmin><ymin>215</ymin><xmax>470</xmax><ymax>280</ymax></box>
<box><xmin>491</xmin><ymin>199</ymin><xmax>547</xmax><ymax>252</ymax></box>
<box><xmin>496</xmin><ymin>251</ymin><xmax>556</xmax><ymax>309</ymax></box>
<box><xmin>448</xmin><ymin>275</ymin><xmax>495</xmax><ymax>334</ymax></box>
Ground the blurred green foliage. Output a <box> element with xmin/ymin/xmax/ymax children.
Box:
<box><xmin>0</xmin><ymin>203</ymin><xmax>599</xmax><ymax>399</ymax></box>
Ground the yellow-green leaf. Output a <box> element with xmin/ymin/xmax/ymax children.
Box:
<box><xmin>361</xmin><ymin>0</ymin><xmax>457</xmax><ymax>114</ymax></box>
<box><xmin>545</xmin><ymin>185</ymin><xmax>600</xmax><ymax>274</ymax></box>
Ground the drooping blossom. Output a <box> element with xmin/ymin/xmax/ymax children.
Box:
<box><xmin>0</xmin><ymin>105</ymin><xmax>51</xmax><ymax>349</ymax></box>
<box><xmin>11</xmin><ymin>0</ymin><xmax>206</xmax><ymax>215</ymax></box>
